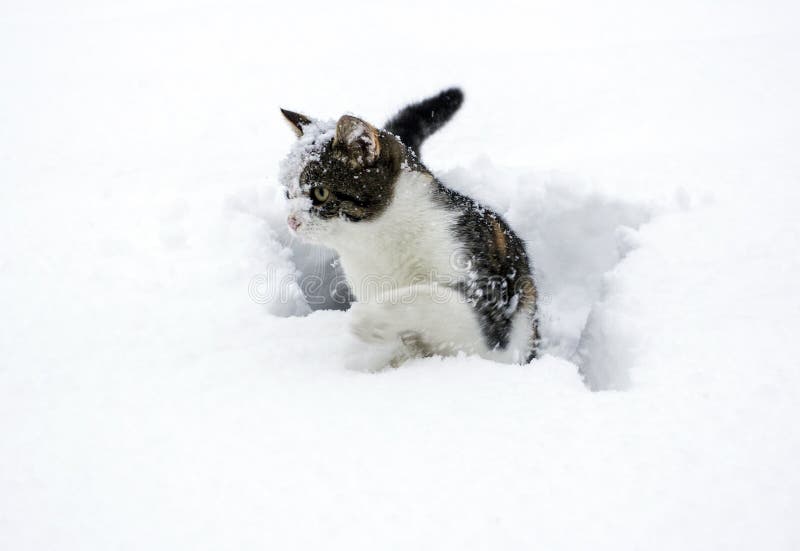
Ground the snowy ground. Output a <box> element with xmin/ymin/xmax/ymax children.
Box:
<box><xmin>2</xmin><ymin>1</ymin><xmax>800</xmax><ymax>549</ymax></box>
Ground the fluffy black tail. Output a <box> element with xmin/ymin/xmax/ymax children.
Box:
<box><xmin>384</xmin><ymin>87</ymin><xmax>464</xmax><ymax>157</ymax></box>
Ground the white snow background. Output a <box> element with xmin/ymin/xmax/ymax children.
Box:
<box><xmin>2</xmin><ymin>0</ymin><xmax>799</xmax><ymax>549</ymax></box>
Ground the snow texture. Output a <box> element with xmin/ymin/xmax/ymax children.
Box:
<box><xmin>1</xmin><ymin>1</ymin><xmax>799</xmax><ymax>550</ymax></box>
<box><xmin>278</xmin><ymin>118</ymin><xmax>336</xmax><ymax>196</ymax></box>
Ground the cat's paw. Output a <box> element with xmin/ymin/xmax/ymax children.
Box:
<box><xmin>343</xmin><ymin>340</ymin><xmax>396</xmax><ymax>372</ymax></box>
<box><xmin>349</xmin><ymin>303</ymin><xmax>400</xmax><ymax>344</ymax></box>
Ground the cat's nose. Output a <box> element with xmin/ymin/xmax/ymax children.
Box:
<box><xmin>287</xmin><ymin>214</ymin><xmax>301</xmax><ymax>231</ymax></box>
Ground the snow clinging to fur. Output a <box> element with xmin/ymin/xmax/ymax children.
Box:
<box><xmin>278</xmin><ymin>119</ymin><xmax>336</xmax><ymax>195</ymax></box>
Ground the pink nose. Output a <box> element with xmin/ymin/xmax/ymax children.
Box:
<box><xmin>287</xmin><ymin>215</ymin><xmax>301</xmax><ymax>231</ymax></box>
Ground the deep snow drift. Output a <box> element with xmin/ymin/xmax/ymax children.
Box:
<box><xmin>2</xmin><ymin>1</ymin><xmax>799</xmax><ymax>549</ymax></box>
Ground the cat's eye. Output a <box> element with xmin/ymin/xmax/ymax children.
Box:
<box><xmin>312</xmin><ymin>186</ymin><xmax>330</xmax><ymax>203</ymax></box>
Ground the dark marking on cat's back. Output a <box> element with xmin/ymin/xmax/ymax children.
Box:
<box><xmin>430</xmin><ymin>179</ymin><xmax>537</xmax><ymax>352</ymax></box>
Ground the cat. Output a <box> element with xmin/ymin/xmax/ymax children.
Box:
<box><xmin>279</xmin><ymin>88</ymin><xmax>539</xmax><ymax>367</ymax></box>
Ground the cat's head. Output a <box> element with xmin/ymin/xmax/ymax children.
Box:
<box><xmin>279</xmin><ymin>109</ymin><xmax>407</xmax><ymax>244</ymax></box>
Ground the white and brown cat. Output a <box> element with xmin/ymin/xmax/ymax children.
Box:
<box><xmin>280</xmin><ymin>89</ymin><xmax>538</xmax><ymax>367</ymax></box>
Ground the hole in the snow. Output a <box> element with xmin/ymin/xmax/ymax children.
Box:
<box><xmin>247</xmin><ymin>160</ymin><xmax>656</xmax><ymax>390</ymax></box>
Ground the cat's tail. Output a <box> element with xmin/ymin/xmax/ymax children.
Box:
<box><xmin>384</xmin><ymin>87</ymin><xmax>464</xmax><ymax>157</ymax></box>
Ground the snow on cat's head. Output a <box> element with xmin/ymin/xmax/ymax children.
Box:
<box><xmin>279</xmin><ymin>109</ymin><xmax>405</xmax><ymax>244</ymax></box>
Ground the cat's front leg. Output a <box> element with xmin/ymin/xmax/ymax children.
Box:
<box><xmin>348</xmin><ymin>283</ymin><xmax>485</xmax><ymax>365</ymax></box>
<box><xmin>349</xmin><ymin>301</ymin><xmax>398</xmax><ymax>345</ymax></box>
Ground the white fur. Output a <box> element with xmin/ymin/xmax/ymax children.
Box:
<box><xmin>291</xmin><ymin>169</ymin><xmax>534</xmax><ymax>367</ymax></box>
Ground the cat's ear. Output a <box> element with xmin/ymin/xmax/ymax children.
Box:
<box><xmin>334</xmin><ymin>115</ymin><xmax>381</xmax><ymax>167</ymax></box>
<box><xmin>280</xmin><ymin>108</ymin><xmax>312</xmax><ymax>137</ymax></box>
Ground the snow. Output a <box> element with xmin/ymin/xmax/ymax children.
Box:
<box><xmin>2</xmin><ymin>0</ymin><xmax>800</xmax><ymax>549</ymax></box>
<box><xmin>278</xmin><ymin>118</ymin><xmax>336</xmax><ymax>196</ymax></box>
